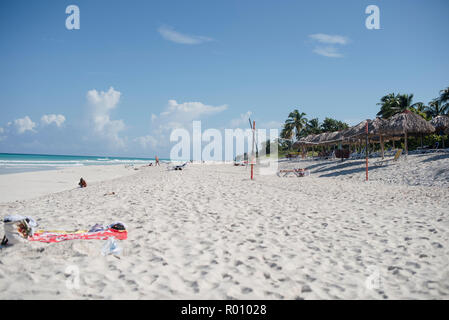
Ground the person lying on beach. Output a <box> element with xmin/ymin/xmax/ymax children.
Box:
<box><xmin>79</xmin><ymin>178</ymin><xmax>87</xmax><ymax>188</ymax></box>
<box><xmin>104</xmin><ymin>192</ymin><xmax>115</xmax><ymax>196</ymax></box>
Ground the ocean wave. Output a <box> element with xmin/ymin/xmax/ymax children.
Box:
<box><xmin>0</xmin><ymin>163</ymin><xmax>85</xmax><ymax>167</ymax></box>
<box><xmin>0</xmin><ymin>159</ymin><xmax>152</xmax><ymax>167</ymax></box>
<box><xmin>0</xmin><ymin>160</ymin><xmax>81</xmax><ymax>164</ymax></box>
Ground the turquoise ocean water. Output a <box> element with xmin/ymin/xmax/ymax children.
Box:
<box><xmin>0</xmin><ymin>153</ymin><xmax>161</xmax><ymax>175</ymax></box>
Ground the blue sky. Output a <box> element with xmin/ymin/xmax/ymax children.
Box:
<box><xmin>0</xmin><ymin>0</ymin><xmax>448</xmax><ymax>158</ymax></box>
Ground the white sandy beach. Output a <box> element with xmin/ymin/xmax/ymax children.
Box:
<box><xmin>0</xmin><ymin>154</ymin><xmax>448</xmax><ymax>299</ymax></box>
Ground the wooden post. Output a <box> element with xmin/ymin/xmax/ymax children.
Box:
<box><xmin>380</xmin><ymin>135</ymin><xmax>384</xmax><ymax>159</ymax></box>
<box><xmin>404</xmin><ymin>132</ymin><xmax>408</xmax><ymax>155</ymax></box>
<box><xmin>251</xmin><ymin>121</ymin><xmax>255</xmax><ymax>180</ymax></box>
<box><xmin>365</xmin><ymin>122</ymin><xmax>369</xmax><ymax>181</ymax></box>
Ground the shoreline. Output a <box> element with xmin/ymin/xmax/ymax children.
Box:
<box><xmin>0</xmin><ymin>164</ymin><xmax>141</xmax><ymax>204</ymax></box>
<box><xmin>1</xmin><ymin>152</ymin><xmax>448</xmax><ymax>204</ymax></box>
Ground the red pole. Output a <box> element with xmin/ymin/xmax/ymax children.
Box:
<box><xmin>251</xmin><ymin>121</ymin><xmax>255</xmax><ymax>180</ymax></box>
<box><xmin>365</xmin><ymin>121</ymin><xmax>369</xmax><ymax>181</ymax></box>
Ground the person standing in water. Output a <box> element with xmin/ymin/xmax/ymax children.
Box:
<box><xmin>155</xmin><ymin>155</ymin><xmax>160</xmax><ymax>166</ymax></box>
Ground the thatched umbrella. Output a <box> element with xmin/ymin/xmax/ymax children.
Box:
<box><xmin>293</xmin><ymin>136</ymin><xmax>309</xmax><ymax>156</ymax></box>
<box><xmin>325</xmin><ymin>131</ymin><xmax>342</xmax><ymax>145</ymax></box>
<box><xmin>431</xmin><ymin>115</ymin><xmax>449</xmax><ymax>148</ymax></box>
<box><xmin>333</xmin><ymin>127</ymin><xmax>351</xmax><ymax>143</ymax></box>
<box><xmin>431</xmin><ymin>115</ymin><xmax>449</xmax><ymax>131</ymax></box>
<box><xmin>380</xmin><ymin>110</ymin><xmax>435</xmax><ymax>155</ymax></box>
<box><xmin>292</xmin><ymin>139</ymin><xmax>304</xmax><ymax>149</ymax></box>
<box><xmin>339</xmin><ymin>119</ymin><xmax>383</xmax><ymax>156</ymax></box>
<box><xmin>305</xmin><ymin>134</ymin><xmax>319</xmax><ymax>145</ymax></box>
<box><xmin>318</xmin><ymin>132</ymin><xmax>334</xmax><ymax>145</ymax></box>
<box><xmin>309</xmin><ymin>133</ymin><xmax>322</xmax><ymax>145</ymax></box>
<box><xmin>370</xmin><ymin>117</ymin><xmax>389</xmax><ymax>158</ymax></box>
<box><xmin>293</xmin><ymin>134</ymin><xmax>317</xmax><ymax>158</ymax></box>
<box><xmin>341</xmin><ymin>120</ymin><xmax>369</xmax><ymax>141</ymax></box>
<box><xmin>293</xmin><ymin>134</ymin><xmax>314</xmax><ymax>148</ymax></box>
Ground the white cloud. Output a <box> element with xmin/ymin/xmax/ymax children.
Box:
<box><xmin>160</xmin><ymin>100</ymin><xmax>227</xmax><ymax>123</ymax></box>
<box><xmin>0</xmin><ymin>127</ymin><xmax>5</xmax><ymax>141</ymax></box>
<box><xmin>308</xmin><ymin>33</ymin><xmax>349</xmax><ymax>58</ymax></box>
<box><xmin>230</xmin><ymin>111</ymin><xmax>252</xmax><ymax>128</ymax></box>
<box><xmin>0</xmin><ymin>127</ymin><xmax>3</xmax><ymax>134</ymax></box>
<box><xmin>309</xmin><ymin>33</ymin><xmax>349</xmax><ymax>45</ymax></box>
<box><xmin>41</xmin><ymin>114</ymin><xmax>66</xmax><ymax>127</ymax></box>
<box><xmin>151</xmin><ymin>114</ymin><xmax>157</xmax><ymax>122</ymax></box>
<box><xmin>86</xmin><ymin>87</ymin><xmax>126</xmax><ymax>147</ymax></box>
<box><xmin>14</xmin><ymin>116</ymin><xmax>36</xmax><ymax>134</ymax></box>
<box><xmin>135</xmin><ymin>135</ymin><xmax>159</xmax><ymax>149</ymax></box>
<box><xmin>137</xmin><ymin>99</ymin><xmax>227</xmax><ymax>151</ymax></box>
<box><xmin>313</xmin><ymin>46</ymin><xmax>344</xmax><ymax>58</ymax></box>
<box><xmin>158</xmin><ymin>25</ymin><xmax>214</xmax><ymax>45</ymax></box>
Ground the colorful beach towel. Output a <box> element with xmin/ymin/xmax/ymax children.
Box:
<box><xmin>28</xmin><ymin>222</ymin><xmax>127</xmax><ymax>243</ymax></box>
<box><xmin>2</xmin><ymin>216</ymin><xmax>127</xmax><ymax>245</ymax></box>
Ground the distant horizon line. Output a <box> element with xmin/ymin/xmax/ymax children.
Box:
<box><xmin>0</xmin><ymin>152</ymin><xmax>161</xmax><ymax>160</ymax></box>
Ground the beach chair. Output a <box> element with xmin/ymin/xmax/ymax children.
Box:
<box><xmin>168</xmin><ymin>162</ymin><xmax>187</xmax><ymax>171</ymax></box>
<box><xmin>374</xmin><ymin>149</ymin><xmax>403</xmax><ymax>166</ymax></box>
<box><xmin>234</xmin><ymin>161</ymin><xmax>247</xmax><ymax>166</ymax></box>
<box><xmin>350</xmin><ymin>147</ymin><xmax>366</xmax><ymax>160</ymax></box>
<box><xmin>277</xmin><ymin>168</ymin><xmax>310</xmax><ymax>177</ymax></box>
<box><xmin>384</xmin><ymin>148</ymin><xmax>394</xmax><ymax>157</ymax></box>
<box><xmin>426</xmin><ymin>142</ymin><xmax>440</xmax><ymax>153</ymax></box>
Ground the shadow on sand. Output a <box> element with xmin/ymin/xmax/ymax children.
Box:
<box><xmin>318</xmin><ymin>166</ymin><xmax>369</xmax><ymax>178</ymax></box>
<box><xmin>312</xmin><ymin>160</ymin><xmax>366</xmax><ymax>174</ymax></box>
<box><xmin>420</xmin><ymin>152</ymin><xmax>449</xmax><ymax>163</ymax></box>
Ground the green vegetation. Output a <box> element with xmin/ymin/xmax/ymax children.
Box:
<box><xmin>278</xmin><ymin>86</ymin><xmax>449</xmax><ymax>156</ymax></box>
<box><xmin>376</xmin><ymin>89</ymin><xmax>449</xmax><ymax>120</ymax></box>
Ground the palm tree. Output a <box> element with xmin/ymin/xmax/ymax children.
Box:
<box><xmin>425</xmin><ymin>99</ymin><xmax>449</xmax><ymax>118</ymax></box>
<box><xmin>284</xmin><ymin>109</ymin><xmax>307</xmax><ymax>140</ymax></box>
<box><xmin>377</xmin><ymin>93</ymin><xmax>423</xmax><ymax>119</ymax></box>
<box><xmin>439</xmin><ymin>87</ymin><xmax>449</xmax><ymax>103</ymax></box>
<box><xmin>410</xmin><ymin>102</ymin><xmax>426</xmax><ymax>113</ymax></box>
<box><xmin>280</xmin><ymin>122</ymin><xmax>294</xmax><ymax>140</ymax></box>
<box><xmin>437</xmin><ymin>87</ymin><xmax>449</xmax><ymax>114</ymax></box>
<box><xmin>376</xmin><ymin>93</ymin><xmax>398</xmax><ymax>119</ymax></box>
<box><xmin>305</xmin><ymin>118</ymin><xmax>321</xmax><ymax>135</ymax></box>
<box><xmin>410</xmin><ymin>102</ymin><xmax>430</xmax><ymax>120</ymax></box>
<box><xmin>321</xmin><ymin>117</ymin><xmax>349</xmax><ymax>132</ymax></box>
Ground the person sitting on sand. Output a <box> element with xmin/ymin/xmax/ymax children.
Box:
<box><xmin>79</xmin><ymin>178</ymin><xmax>87</xmax><ymax>188</ymax></box>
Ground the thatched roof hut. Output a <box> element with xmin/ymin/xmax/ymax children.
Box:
<box><xmin>430</xmin><ymin>115</ymin><xmax>449</xmax><ymax>148</ymax></box>
<box><xmin>333</xmin><ymin>127</ymin><xmax>351</xmax><ymax>143</ymax></box>
<box><xmin>293</xmin><ymin>134</ymin><xmax>317</xmax><ymax>148</ymax></box>
<box><xmin>310</xmin><ymin>133</ymin><xmax>323</xmax><ymax>145</ymax></box>
<box><xmin>340</xmin><ymin>120</ymin><xmax>368</xmax><ymax>141</ymax></box>
<box><xmin>380</xmin><ymin>111</ymin><xmax>435</xmax><ymax>135</ymax></box>
<box><xmin>380</xmin><ymin>110</ymin><xmax>435</xmax><ymax>154</ymax></box>
<box><xmin>349</xmin><ymin>118</ymin><xmax>385</xmax><ymax>137</ymax></box>
<box><xmin>431</xmin><ymin>115</ymin><xmax>449</xmax><ymax>132</ymax></box>
<box><xmin>337</xmin><ymin>118</ymin><xmax>384</xmax><ymax>145</ymax></box>
<box><xmin>318</xmin><ymin>132</ymin><xmax>335</xmax><ymax>144</ymax></box>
